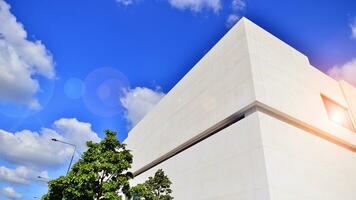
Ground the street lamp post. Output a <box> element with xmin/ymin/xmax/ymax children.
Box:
<box><xmin>51</xmin><ymin>138</ymin><xmax>77</xmax><ymax>175</ymax></box>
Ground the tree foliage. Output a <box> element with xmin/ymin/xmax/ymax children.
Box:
<box><xmin>43</xmin><ymin>130</ymin><xmax>133</xmax><ymax>200</ymax></box>
<box><xmin>130</xmin><ymin>169</ymin><xmax>173</xmax><ymax>200</ymax></box>
<box><xmin>42</xmin><ymin>130</ymin><xmax>174</xmax><ymax>200</ymax></box>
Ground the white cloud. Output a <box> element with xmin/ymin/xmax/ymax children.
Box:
<box><xmin>350</xmin><ymin>18</ymin><xmax>356</xmax><ymax>40</ymax></box>
<box><xmin>231</xmin><ymin>0</ymin><xmax>245</xmax><ymax>11</ymax></box>
<box><xmin>1</xmin><ymin>187</ymin><xmax>21</xmax><ymax>200</ymax></box>
<box><xmin>226</xmin><ymin>0</ymin><xmax>245</xmax><ymax>28</ymax></box>
<box><xmin>0</xmin><ymin>118</ymin><xmax>100</xmax><ymax>168</ymax></box>
<box><xmin>120</xmin><ymin>87</ymin><xmax>165</xmax><ymax>128</ymax></box>
<box><xmin>116</xmin><ymin>0</ymin><xmax>221</xmax><ymax>12</ymax></box>
<box><xmin>53</xmin><ymin>118</ymin><xmax>101</xmax><ymax>152</ymax></box>
<box><xmin>0</xmin><ymin>129</ymin><xmax>71</xmax><ymax>168</ymax></box>
<box><xmin>116</xmin><ymin>0</ymin><xmax>135</xmax><ymax>6</ymax></box>
<box><xmin>168</xmin><ymin>0</ymin><xmax>221</xmax><ymax>12</ymax></box>
<box><xmin>328</xmin><ymin>58</ymin><xmax>356</xmax><ymax>87</ymax></box>
<box><xmin>226</xmin><ymin>14</ymin><xmax>240</xmax><ymax>28</ymax></box>
<box><xmin>0</xmin><ymin>0</ymin><xmax>54</xmax><ymax>108</ymax></box>
<box><xmin>0</xmin><ymin>166</ymin><xmax>48</xmax><ymax>185</ymax></box>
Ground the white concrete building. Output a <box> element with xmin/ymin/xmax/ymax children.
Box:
<box><xmin>125</xmin><ymin>18</ymin><xmax>356</xmax><ymax>199</ymax></box>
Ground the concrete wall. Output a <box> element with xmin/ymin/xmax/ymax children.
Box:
<box><xmin>244</xmin><ymin>18</ymin><xmax>356</xmax><ymax>146</ymax></box>
<box><xmin>340</xmin><ymin>80</ymin><xmax>356</xmax><ymax>128</ymax></box>
<box><xmin>258</xmin><ymin>111</ymin><xmax>356</xmax><ymax>199</ymax></box>
<box><xmin>131</xmin><ymin>112</ymin><xmax>271</xmax><ymax>200</ymax></box>
<box><xmin>126</xmin><ymin>17</ymin><xmax>356</xmax><ymax>199</ymax></box>
<box><xmin>125</xmin><ymin>18</ymin><xmax>256</xmax><ymax>171</ymax></box>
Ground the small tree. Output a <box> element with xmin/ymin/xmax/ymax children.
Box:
<box><xmin>43</xmin><ymin>130</ymin><xmax>133</xmax><ymax>200</ymax></box>
<box><xmin>130</xmin><ymin>169</ymin><xmax>173</xmax><ymax>200</ymax></box>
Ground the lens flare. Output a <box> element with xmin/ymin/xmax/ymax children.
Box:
<box><xmin>83</xmin><ymin>67</ymin><xmax>129</xmax><ymax>117</ymax></box>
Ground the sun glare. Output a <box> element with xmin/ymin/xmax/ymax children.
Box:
<box><xmin>330</xmin><ymin>110</ymin><xmax>345</xmax><ymax>124</ymax></box>
<box><xmin>322</xmin><ymin>95</ymin><xmax>354</xmax><ymax>131</ymax></box>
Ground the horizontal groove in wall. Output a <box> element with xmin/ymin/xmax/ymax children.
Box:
<box><xmin>133</xmin><ymin>103</ymin><xmax>255</xmax><ymax>177</ymax></box>
<box><xmin>256</xmin><ymin>102</ymin><xmax>356</xmax><ymax>153</ymax></box>
<box><xmin>133</xmin><ymin>101</ymin><xmax>356</xmax><ymax>177</ymax></box>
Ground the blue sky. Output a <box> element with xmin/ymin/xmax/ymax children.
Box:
<box><xmin>0</xmin><ymin>0</ymin><xmax>355</xmax><ymax>199</ymax></box>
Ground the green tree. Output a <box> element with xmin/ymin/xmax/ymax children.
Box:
<box><xmin>130</xmin><ymin>169</ymin><xmax>173</xmax><ymax>200</ymax></box>
<box><xmin>43</xmin><ymin>130</ymin><xmax>133</xmax><ymax>200</ymax></box>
